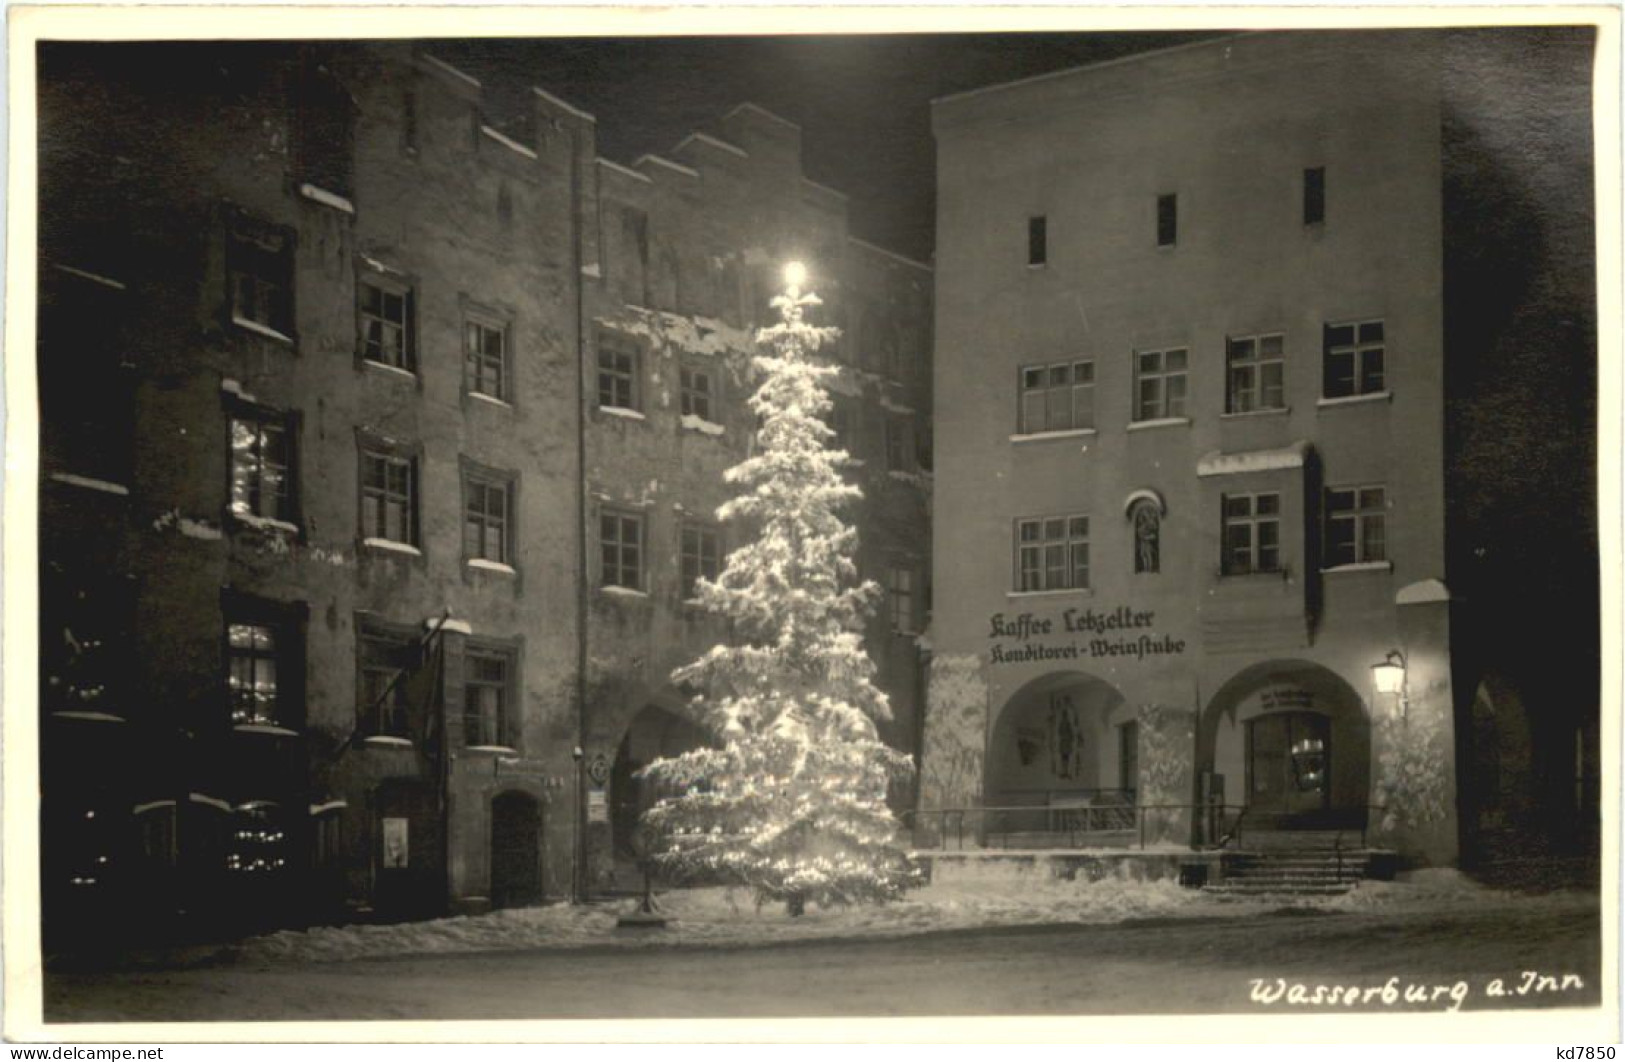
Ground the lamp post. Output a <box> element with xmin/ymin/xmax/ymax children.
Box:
<box><xmin>1371</xmin><ymin>650</ymin><xmax>1408</xmax><ymax>721</ymax></box>
<box><xmin>571</xmin><ymin>745</ymin><xmax>585</xmax><ymax>904</ymax></box>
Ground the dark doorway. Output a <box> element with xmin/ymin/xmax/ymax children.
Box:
<box><xmin>1247</xmin><ymin>711</ymin><xmax>1331</xmax><ymax>820</ymax></box>
<box><xmin>372</xmin><ymin>780</ymin><xmax>442</xmax><ymax>921</ymax></box>
<box><xmin>490</xmin><ymin>790</ymin><xmax>541</xmax><ymax>909</ymax></box>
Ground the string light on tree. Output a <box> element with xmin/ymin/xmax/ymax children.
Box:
<box><xmin>642</xmin><ymin>260</ymin><xmax>920</xmax><ymax>916</ymax></box>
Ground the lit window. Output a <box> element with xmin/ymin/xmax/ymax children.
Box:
<box><xmin>1015</xmin><ymin>515</ymin><xmax>1089</xmax><ymax>592</ymax></box>
<box><xmin>600</xmin><ymin>511</ymin><xmax>644</xmax><ymax>589</ymax></box>
<box><xmin>229</xmin><ymin>406</ymin><xmax>297</xmax><ymax>526</ymax></box>
<box><xmin>359</xmin><ymin>279</ymin><xmax>413</xmax><ymax>372</ymax></box>
<box><xmin>227</xmin><ymin>622</ymin><xmax>281</xmax><ymax>727</ymax></box>
<box><xmin>1323</xmin><ymin>320</ymin><xmax>1385</xmax><ymax>399</ymax></box>
<box><xmin>680</xmin><ymin>523</ymin><xmax>721</xmax><ymax>600</ymax></box>
<box><xmin>1019</xmin><ymin>360</ymin><xmax>1094</xmax><ymax>434</ymax></box>
<box><xmin>464</xmin><ymin>317</ymin><xmax>508</xmax><ymax>401</ymax></box>
<box><xmin>1326</xmin><ymin>485</ymin><xmax>1387</xmax><ymax>566</ymax></box>
<box><xmin>361</xmin><ymin>448</ymin><xmax>416</xmax><ymax>546</ymax></box>
<box><xmin>1134</xmin><ymin>348</ymin><xmax>1188</xmax><ymax>421</ymax></box>
<box><xmin>1222</xmin><ymin>492</ymin><xmax>1281</xmax><ymax>575</ymax></box>
<box><xmin>1226</xmin><ymin>334</ymin><xmax>1286</xmax><ymax>413</ymax></box>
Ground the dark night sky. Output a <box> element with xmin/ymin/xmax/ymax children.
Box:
<box><xmin>433</xmin><ymin>33</ymin><xmax>1220</xmax><ymax>261</ymax></box>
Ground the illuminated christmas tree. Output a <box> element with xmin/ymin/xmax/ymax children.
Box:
<box><xmin>642</xmin><ymin>263</ymin><xmax>918</xmax><ymax>915</ymax></box>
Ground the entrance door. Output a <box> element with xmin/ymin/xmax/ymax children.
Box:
<box><xmin>1247</xmin><ymin>712</ymin><xmax>1331</xmax><ymax>818</ymax></box>
<box><xmin>490</xmin><ymin>791</ymin><xmax>541</xmax><ymax>909</ymax></box>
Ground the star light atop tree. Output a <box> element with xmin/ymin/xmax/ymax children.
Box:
<box><xmin>642</xmin><ymin>261</ymin><xmax>920</xmax><ymax>915</ymax></box>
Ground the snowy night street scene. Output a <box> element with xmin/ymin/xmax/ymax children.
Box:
<box><xmin>8</xmin><ymin>7</ymin><xmax>1613</xmax><ymax>1045</ymax></box>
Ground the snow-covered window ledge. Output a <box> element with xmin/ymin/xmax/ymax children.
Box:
<box><xmin>234</xmin><ymin>724</ymin><xmax>300</xmax><ymax>738</ymax></box>
<box><xmin>467</xmin><ymin>558</ymin><xmax>518</xmax><ymax>576</ymax></box>
<box><xmin>362</xmin><ymin>735</ymin><xmax>414</xmax><ymax>749</ymax></box>
<box><xmin>365</xmin><ymin>360</ymin><xmax>418</xmax><ymax>382</ymax></box>
<box><xmin>1009</xmin><ymin>428</ymin><xmax>1097</xmax><ymax>444</ymax></box>
<box><xmin>363</xmin><ymin>537</ymin><xmax>423</xmax><ymax>557</ymax></box>
<box><xmin>464</xmin><ymin>745</ymin><xmax>520</xmax><ymax>756</ymax></box>
<box><xmin>599</xmin><ymin>584</ymin><xmax>649</xmax><ymax>600</ymax></box>
<box><xmin>680</xmin><ymin>414</ymin><xmax>726</xmax><ymax>436</ymax></box>
<box><xmin>1220</xmin><ymin>407</ymin><xmax>1290</xmax><ymax>420</ymax></box>
<box><xmin>1317</xmin><ymin>391</ymin><xmax>1392</xmax><ymax>409</ymax></box>
<box><xmin>1320</xmin><ymin>560</ymin><xmax>1394</xmax><ymax>575</ymax></box>
<box><xmin>299</xmin><ymin>183</ymin><xmax>356</xmax><ymax>215</ymax></box>
<box><xmin>1126</xmin><ymin>417</ymin><xmax>1191</xmax><ymax>433</ymax></box>
<box><xmin>1007</xmin><ymin>587</ymin><xmax>1093</xmax><ymax>600</ymax></box>
<box><xmin>598</xmin><ymin>405</ymin><xmax>647</xmax><ymax>422</ymax></box>
<box><xmin>231</xmin><ymin>511</ymin><xmax>300</xmax><ymax>536</ymax></box>
<box><xmin>468</xmin><ymin>390</ymin><xmax>513</xmax><ymax>411</ymax></box>
<box><xmin>231</xmin><ymin>316</ymin><xmax>294</xmax><ymax>345</ymax></box>
<box><xmin>49</xmin><ymin>472</ymin><xmax>130</xmax><ymax>497</ymax></box>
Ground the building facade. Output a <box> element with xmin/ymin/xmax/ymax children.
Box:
<box><xmin>923</xmin><ymin>31</ymin><xmax>1589</xmax><ymax>868</ymax></box>
<box><xmin>37</xmin><ymin>42</ymin><xmax>931</xmax><ymax>943</ymax></box>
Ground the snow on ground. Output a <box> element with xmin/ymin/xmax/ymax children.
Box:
<box><xmin>235</xmin><ymin>861</ymin><xmax>1569</xmax><ymax>967</ymax></box>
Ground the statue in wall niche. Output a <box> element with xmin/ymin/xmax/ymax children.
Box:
<box><xmin>1132</xmin><ymin>500</ymin><xmax>1161</xmax><ymax>575</ymax></box>
<box><xmin>1049</xmin><ymin>692</ymin><xmax>1084</xmax><ymax>780</ymax></box>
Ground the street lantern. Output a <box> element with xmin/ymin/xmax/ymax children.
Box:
<box><xmin>1371</xmin><ymin>650</ymin><xmax>1406</xmax><ymax>695</ymax></box>
<box><xmin>1371</xmin><ymin>650</ymin><xmax>1408</xmax><ymax>721</ymax></box>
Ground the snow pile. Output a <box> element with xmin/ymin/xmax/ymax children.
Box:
<box><xmin>1330</xmin><ymin>868</ymin><xmax>1505</xmax><ymax>911</ymax></box>
<box><xmin>238</xmin><ymin>869</ymin><xmax>1262</xmax><ymax>966</ymax></box>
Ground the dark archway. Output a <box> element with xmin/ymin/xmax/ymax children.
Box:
<box><xmin>490</xmin><ymin>790</ymin><xmax>542</xmax><ymax>909</ymax></box>
<box><xmin>985</xmin><ymin>671</ymin><xmax>1135</xmax><ymax>840</ymax></box>
<box><xmin>1200</xmin><ymin>660</ymin><xmax>1370</xmax><ymax>831</ymax></box>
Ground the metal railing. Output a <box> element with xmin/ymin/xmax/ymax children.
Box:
<box><xmin>901</xmin><ymin>803</ymin><xmax>1250</xmax><ymax>852</ymax></box>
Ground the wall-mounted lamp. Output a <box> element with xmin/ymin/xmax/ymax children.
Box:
<box><xmin>1371</xmin><ymin>649</ymin><xmax>1408</xmax><ymax>719</ymax></box>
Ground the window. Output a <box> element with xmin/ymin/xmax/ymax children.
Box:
<box><xmin>463</xmin><ymin>646</ymin><xmax>514</xmax><ymax>748</ymax></box>
<box><xmin>680</xmin><ymin>522</ymin><xmax>721</xmax><ymax>600</ymax></box>
<box><xmin>1226</xmin><ymin>334</ymin><xmax>1286</xmax><ymax>413</ymax></box>
<box><xmin>1119</xmin><ymin>721</ymin><xmax>1139</xmax><ymax>798</ymax></box>
<box><xmin>1134</xmin><ymin>348</ymin><xmax>1188</xmax><ymax>421</ymax></box>
<box><xmin>887</xmin><ymin>566</ymin><xmax>917</xmax><ymax>633</ymax></box>
<box><xmin>39</xmin><ymin>268</ymin><xmax>135</xmax><ymax>485</ymax></box>
<box><xmin>1323</xmin><ymin>320</ymin><xmax>1385</xmax><ymax>399</ymax></box>
<box><xmin>1028</xmin><ymin>216</ymin><xmax>1047</xmax><ymax>267</ymax></box>
<box><xmin>1326</xmin><ymin>485</ymin><xmax>1387</xmax><ymax>567</ymax></box>
<box><xmin>464</xmin><ymin>315</ymin><xmax>508</xmax><ymax>402</ymax></box>
<box><xmin>295</xmin><ymin>59</ymin><xmax>355</xmax><ymax>199</ymax></box>
<box><xmin>228</xmin><ymin>219</ymin><xmax>293</xmax><ymax>337</ymax></box>
<box><xmin>1015</xmin><ymin>515</ymin><xmax>1090</xmax><ymax>592</ymax></box>
<box><xmin>463</xmin><ymin>471</ymin><xmax>513</xmax><ymax>566</ymax></box>
<box><xmin>1157</xmin><ymin>194</ymin><xmax>1178</xmax><ymax>247</ymax></box>
<box><xmin>885</xmin><ymin>414</ymin><xmax>914</xmax><ymax>471</ymax></box>
<box><xmin>359</xmin><ymin>278</ymin><xmax>413</xmax><ymax>372</ymax></box>
<box><xmin>1222</xmin><ymin>492</ymin><xmax>1281</xmax><ymax>575</ymax></box>
<box><xmin>228</xmin><ymin>404</ymin><xmax>297</xmax><ymax>526</ymax></box>
<box><xmin>357</xmin><ymin>623</ymin><xmax>411</xmax><ymax>739</ymax></box>
<box><xmin>597</xmin><ymin>336</ymin><xmax>639</xmax><ymax>411</ymax></box>
<box><xmin>1019</xmin><ymin>360</ymin><xmax>1094</xmax><ymax>434</ymax></box>
<box><xmin>600</xmin><ymin>510</ymin><xmax>644</xmax><ymax>590</ymax></box>
<box><xmin>1304</xmin><ymin>167</ymin><xmax>1326</xmax><ymax>226</ymax></box>
<box><xmin>227</xmin><ymin>622</ymin><xmax>282</xmax><ymax>727</ymax></box>
<box><xmin>360</xmin><ymin>447</ymin><xmax>417</xmax><ymax>546</ymax></box>
<box><xmin>828</xmin><ymin>396</ymin><xmax>856</xmax><ymax>454</ymax></box>
<box><xmin>1129</xmin><ymin>499</ymin><xmax>1161</xmax><ymax>575</ymax></box>
<box><xmin>680</xmin><ymin>365</ymin><xmax>713</xmax><ymax>421</ymax></box>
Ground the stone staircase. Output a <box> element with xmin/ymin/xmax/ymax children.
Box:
<box><xmin>1203</xmin><ymin>830</ymin><xmax>1394</xmax><ymax>899</ymax></box>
